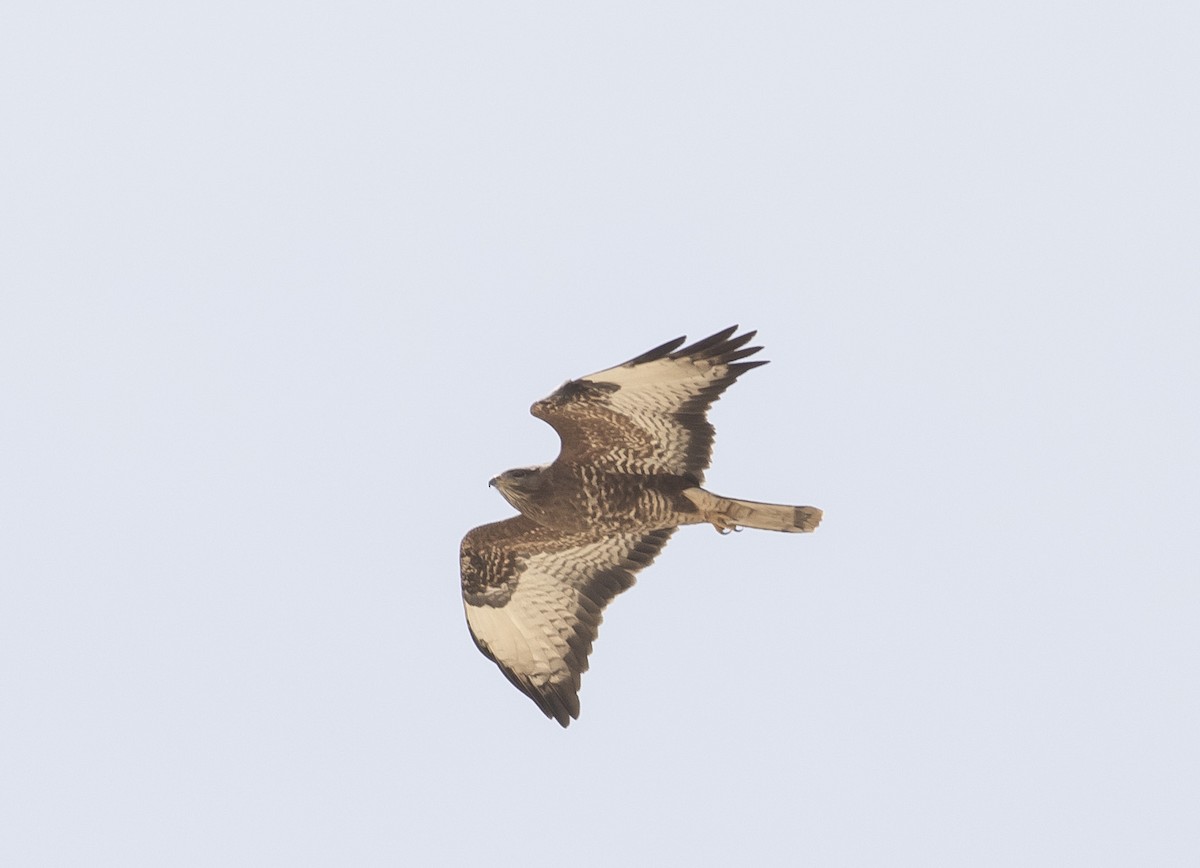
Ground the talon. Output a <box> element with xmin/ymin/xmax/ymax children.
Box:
<box><xmin>706</xmin><ymin>512</ymin><xmax>739</xmax><ymax>534</ymax></box>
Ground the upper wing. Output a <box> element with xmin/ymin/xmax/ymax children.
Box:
<box><xmin>531</xmin><ymin>325</ymin><xmax>766</xmax><ymax>483</ymax></box>
<box><xmin>461</xmin><ymin>515</ymin><xmax>675</xmax><ymax>726</ymax></box>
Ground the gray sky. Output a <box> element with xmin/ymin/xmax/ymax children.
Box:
<box><xmin>3</xmin><ymin>2</ymin><xmax>1197</xmax><ymax>865</ymax></box>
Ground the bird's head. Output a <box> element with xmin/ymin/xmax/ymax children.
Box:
<box><xmin>488</xmin><ymin>465</ymin><xmax>548</xmax><ymax>512</ymax></box>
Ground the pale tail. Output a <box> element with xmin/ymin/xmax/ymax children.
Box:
<box><xmin>682</xmin><ymin>488</ymin><xmax>823</xmax><ymax>534</ymax></box>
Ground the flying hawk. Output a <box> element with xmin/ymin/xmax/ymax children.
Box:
<box><xmin>460</xmin><ymin>326</ymin><xmax>822</xmax><ymax>726</ymax></box>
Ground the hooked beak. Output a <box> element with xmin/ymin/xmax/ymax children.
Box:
<box><xmin>488</xmin><ymin>476</ymin><xmax>498</xmax><ymax>488</ymax></box>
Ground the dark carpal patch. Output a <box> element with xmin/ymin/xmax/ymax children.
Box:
<box><xmin>553</xmin><ymin>378</ymin><xmax>620</xmax><ymax>403</ymax></box>
<box><xmin>460</xmin><ymin>547</ymin><xmax>518</xmax><ymax>607</ymax></box>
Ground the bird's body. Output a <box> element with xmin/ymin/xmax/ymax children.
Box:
<box><xmin>460</xmin><ymin>326</ymin><xmax>822</xmax><ymax>726</ymax></box>
<box><xmin>488</xmin><ymin>463</ymin><xmax>697</xmax><ymax>535</ymax></box>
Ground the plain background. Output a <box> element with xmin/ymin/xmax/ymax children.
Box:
<box><xmin>3</xmin><ymin>2</ymin><xmax>1197</xmax><ymax>865</ymax></box>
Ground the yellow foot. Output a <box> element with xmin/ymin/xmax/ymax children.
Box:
<box><xmin>707</xmin><ymin>513</ymin><xmax>742</xmax><ymax>534</ymax></box>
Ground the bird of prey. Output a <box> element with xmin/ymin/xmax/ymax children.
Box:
<box><xmin>460</xmin><ymin>326</ymin><xmax>822</xmax><ymax>726</ymax></box>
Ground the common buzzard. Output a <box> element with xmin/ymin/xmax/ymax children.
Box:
<box><xmin>460</xmin><ymin>326</ymin><xmax>822</xmax><ymax>726</ymax></box>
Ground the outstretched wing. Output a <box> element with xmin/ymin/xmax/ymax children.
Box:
<box><xmin>531</xmin><ymin>325</ymin><xmax>766</xmax><ymax>483</ymax></box>
<box><xmin>461</xmin><ymin>516</ymin><xmax>675</xmax><ymax>726</ymax></box>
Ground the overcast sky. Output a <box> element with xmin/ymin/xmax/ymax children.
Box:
<box><xmin>3</xmin><ymin>2</ymin><xmax>1198</xmax><ymax>865</ymax></box>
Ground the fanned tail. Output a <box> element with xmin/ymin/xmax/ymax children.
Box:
<box><xmin>682</xmin><ymin>488</ymin><xmax>823</xmax><ymax>534</ymax></box>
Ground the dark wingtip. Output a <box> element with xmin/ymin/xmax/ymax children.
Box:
<box><xmin>672</xmin><ymin>325</ymin><xmax>740</xmax><ymax>358</ymax></box>
<box><xmin>725</xmin><ymin>345</ymin><xmax>764</xmax><ymax>363</ymax></box>
<box><xmin>622</xmin><ymin>335</ymin><xmax>687</xmax><ymax>367</ymax></box>
<box><xmin>728</xmin><ymin>359</ymin><xmax>769</xmax><ymax>376</ymax></box>
<box><xmin>622</xmin><ymin>326</ymin><xmax>767</xmax><ymax>368</ymax></box>
<box><xmin>531</xmin><ymin>677</ymin><xmax>582</xmax><ymax>728</ymax></box>
<box><xmin>668</xmin><ymin>327</ymin><xmax>769</xmax><ymax>365</ymax></box>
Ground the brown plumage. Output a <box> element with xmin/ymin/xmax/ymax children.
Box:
<box><xmin>460</xmin><ymin>326</ymin><xmax>822</xmax><ymax>726</ymax></box>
